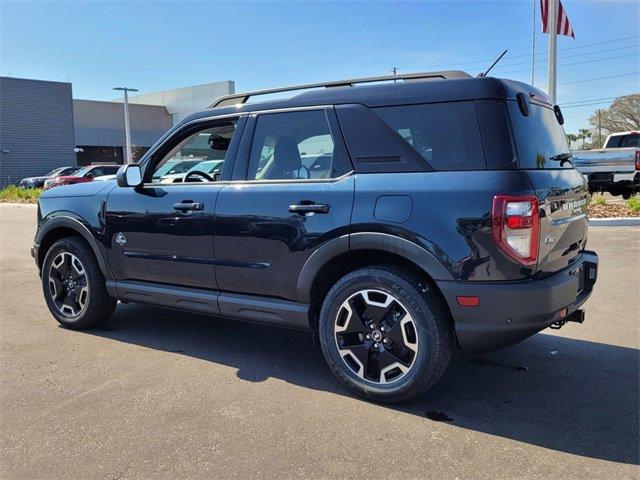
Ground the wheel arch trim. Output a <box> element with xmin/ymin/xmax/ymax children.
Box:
<box><xmin>35</xmin><ymin>213</ymin><xmax>112</xmax><ymax>280</ymax></box>
<box><xmin>296</xmin><ymin>232</ymin><xmax>453</xmax><ymax>303</ymax></box>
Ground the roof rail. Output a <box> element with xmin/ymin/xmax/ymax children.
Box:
<box><xmin>208</xmin><ymin>70</ymin><xmax>471</xmax><ymax>108</ymax></box>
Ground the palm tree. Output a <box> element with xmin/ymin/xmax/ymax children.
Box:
<box><xmin>578</xmin><ymin>129</ymin><xmax>592</xmax><ymax>149</ymax></box>
<box><xmin>566</xmin><ymin>133</ymin><xmax>578</xmax><ymax>149</ymax></box>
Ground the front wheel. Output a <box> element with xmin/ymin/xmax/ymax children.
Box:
<box><xmin>41</xmin><ymin>236</ymin><xmax>117</xmax><ymax>329</ymax></box>
<box><xmin>318</xmin><ymin>266</ymin><xmax>453</xmax><ymax>403</ymax></box>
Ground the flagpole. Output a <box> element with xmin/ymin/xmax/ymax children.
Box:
<box><xmin>548</xmin><ymin>0</ymin><xmax>558</xmax><ymax>103</ymax></box>
<box><xmin>531</xmin><ymin>0</ymin><xmax>536</xmax><ymax>86</ymax></box>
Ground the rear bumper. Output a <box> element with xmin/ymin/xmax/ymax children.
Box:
<box><xmin>436</xmin><ymin>251</ymin><xmax>599</xmax><ymax>352</ymax></box>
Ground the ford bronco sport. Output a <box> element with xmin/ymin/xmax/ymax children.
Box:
<box><xmin>33</xmin><ymin>71</ymin><xmax>598</xmax><ymax>403</ymax></box>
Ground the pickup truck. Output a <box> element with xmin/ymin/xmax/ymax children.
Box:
<box><xmin>573</xmin><ymin>131</ymin><xmax>640</xmax><ymax>198</ymax></box>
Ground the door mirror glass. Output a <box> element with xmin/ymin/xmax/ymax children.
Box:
<box><xmin>117</xmin><ymin>164</ymin><xmax>142</xmax><ymax>187</ymax></box>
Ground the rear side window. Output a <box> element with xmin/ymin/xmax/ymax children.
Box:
<box><xmin>374</xmin><ymin>101</ymin><xmax>485</xmax><ymax>170</ymax></box>
<box><xmin>247</xmin><ymin>110</ymin><xmax>336</xmax><ymax>180</ymax></box>
<box><xmin>508</xmin><ymin>102</ymin><xmax>572</xmax><ymax>169</ymax></box>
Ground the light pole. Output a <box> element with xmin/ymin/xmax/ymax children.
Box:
<box><xmin>113</xmin><ymin>86</ymin><xmax>138</xmax><ymax>164</ymax></box>
<box><xmin>547</xmin><ymin>0</ymin><xmax>558</xmax><ymax>104</ymax></box>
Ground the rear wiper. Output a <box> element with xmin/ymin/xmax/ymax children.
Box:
<box><xmin>550</xmin><ymin>153</ymin><xmax>573</xmax><ymax>167</ymax></box>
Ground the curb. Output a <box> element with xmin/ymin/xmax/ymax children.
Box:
<box><xmin>0</xmin><ymin>202</ymin><xmax>37</xmax><ymax>208</ymax></box>
<box><xmin>589</xmin><ymin>217</ymin><xmax>640</xmax><ymax>227</ymax></box>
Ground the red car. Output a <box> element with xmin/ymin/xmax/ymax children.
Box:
<box><xmin>43</xmin><ymin>165</ymin><xmax>120</xmax><ymax>190</ymax></box>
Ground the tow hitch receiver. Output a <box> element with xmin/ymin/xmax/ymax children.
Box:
<box><xmin>550</xmin><ymin>309</ymin><xmax>585</xmax><ymax>330</ymax></box>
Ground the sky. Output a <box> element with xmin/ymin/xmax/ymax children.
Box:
<box><xmin>1</xmin><ymin>0</ymin><xmax>638</xmax><ymax>136</ymax></box>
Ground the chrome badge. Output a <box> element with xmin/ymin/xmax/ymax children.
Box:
<box><xmin>544</xmin><ymin>234</ymin><xmax>556</xmax><ymax>246</ymax></box>
<box><xmin>115</xmin><ymin>232</ymin><xmax>127</xmax><ymax>247</ymax></box>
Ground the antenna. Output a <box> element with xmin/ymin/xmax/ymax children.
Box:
<box><xmin>478</xmin><ymin>50</ymin><xmax>508</xmax><ymax>78</ymax></box>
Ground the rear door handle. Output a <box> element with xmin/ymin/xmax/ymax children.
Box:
<box><xmin>289</xmin><ymin>202</ymin><xmax>330</xmax><ymax>216</ymax></box>
<box><xmin>173</xmin><ymin>201</ymin><xmax>204</xmax><ymax>212</ymax></box>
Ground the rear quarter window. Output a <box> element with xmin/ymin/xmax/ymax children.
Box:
<box><xmin>374</xmin><ymin>101</ymin><xmax>486</xmax><ymax>171</ymax></box>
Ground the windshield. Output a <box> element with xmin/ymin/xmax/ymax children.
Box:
<box><xmin>45</xmin><ymin>167</ymin><xmax>65</xmax><ymax>176</ymax></box>
<box><xmin>153</xmin><ymin>160</ymin><xmax>202</xmax><ymax>178</ymax></box>
<box><xmin>187</xmin><ymin>160</ymin><xmax>224</xmax><ymax>174</ymax></box>
<box><xmin>509</xmin><ymin>102</ymin><xmax>572</xmax><ymax>169</ymax></box>
<box><xmin>57</xmin><ymin>167</ymin><xmax>80</xmax><ymax>177</ymax></box>
<box><xmin>72</xmin><ymin>167</ymin><xmax>91</xmax><ymax>177</ymax></box>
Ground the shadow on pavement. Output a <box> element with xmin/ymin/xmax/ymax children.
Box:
<box><xmin>86</xmin><ymin>303</ymin><xmax>639</xmax><ymax>465</ymax></box>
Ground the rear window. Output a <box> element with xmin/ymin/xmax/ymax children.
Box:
<box><xmin>607</xmin><ymin>134</ymin><xmax>640</xmax><ymax>148</ymax></box>
<box><xmin>374</xmin><ymin>101</ymin><xmax>485</xmax><ymax>170</ymax></box>
<box><xmin>508</xmin><ymin>102</ymin><xmax>572</xmax><ymax>169</ymax></box>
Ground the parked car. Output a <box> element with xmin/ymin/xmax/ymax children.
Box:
<box><xmin>178</xmin><ymin>160</ymin><xmax>226</xmax><ymax>182</ymax></box>
<box><xmin>93</xmin><ymin>174</ymin><xmax>117</xmax><ymax>182</ymax></box>
<box><xmin>573</xmin><ymin>131</ymin><xmax>640</xmax><ymax>198</ymax></box>
<box><xmin>152</xmin><ymin>159</ymin><xmax>203</xmax><ymax>183</ymax></box>
<box><xmin>18</xmin><ymin>166</ymin><xmax>80</xmax><ymax>189</ymax></box>
<box><xmin>32</xmin><ymin>71</ymin><xmax>598</xmax><ymax>403</ymax></box>
<box><xmin>43</xmin><ymin>165</ymin><xmax>120</xmax><ymax>190</ymax></box>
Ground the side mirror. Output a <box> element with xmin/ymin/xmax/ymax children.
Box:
<box><xmin>116</xmin><ymin>164</ymin><xmax>142</xmax><ymax>187</ymax></box>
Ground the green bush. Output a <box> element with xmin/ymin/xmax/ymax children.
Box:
<box><xmin>592</xmin><ymin>195</ymin><xmax>607</xmax><ymax>206</ymax></box>
<box><xmin>0</xmin><ymin>185</ymin><xmax>42</xmax><ymax>203</ymax></box>
<box><xmin>627</xmin><ymin>195</ymin><xmax>640</xmax><ymax>213</ymax></box>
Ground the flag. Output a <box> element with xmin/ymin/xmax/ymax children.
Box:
<box><xmin>540</xmin><ymin>0</ymin><xmax>575</xmax><ymax>39</ymax></box>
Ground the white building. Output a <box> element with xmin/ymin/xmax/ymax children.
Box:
<box><xmin>120</xmin><ymin>81</ymin><xmax>235</xmax><ymax>125</ymax></box>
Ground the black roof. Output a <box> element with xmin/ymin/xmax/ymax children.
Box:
<box><xmin>178</xmin><ymin>75</ymin><xmax>548</xmax><ymax>126</ymax></box>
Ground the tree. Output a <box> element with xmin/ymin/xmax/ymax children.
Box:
<box><xmin>566</xmin><ymin>133</ymin><xmax>578</xmax><ymax>148</ymax></box>
<box><xmin>588</xmin><ymin>94</ymin><xmax>640</xmax><ymax>143</ymax></box>
<box><xmin>578</xmin><ymin>128</ymin><xmax>592</xmax><ymax>149</ymax></box>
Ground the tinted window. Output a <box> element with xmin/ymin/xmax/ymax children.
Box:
<box><xmin>103</xmin><ymin>166</ymin><xmax>120</xmax><ymax>175</ymax></box>
<box><xmin>374</xmin><ymin>101</ymin><xmax>485</xmax><ymax>170</ymax></box>
<box><xmin>605</xmin><ymin>135</ymin><xmax>622</xmax><ymax>148</ymax></box>
<box><xmin>620</xmin><ymin>134</ymin><xmax>640</xmax><ymax>148</ymax></box>
<box><xmin>475</xmin><ymin>100</ymin><xmax>517</xmax><ymax>169</ymax></box>
<box><xmin>509</xmin><ymin>102</ymin><xmax>572</xmax><ymax>169</ymax></box>
<box><xmin>248</xmin><ymin>110</ymin><xmax>335</xmax><ymax>180</ymax></box>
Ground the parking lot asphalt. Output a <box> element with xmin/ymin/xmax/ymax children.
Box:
<box><xmin>0</xmin><ymin>203</ymin><xmax>638</xmax><ymax>480</ymax></box>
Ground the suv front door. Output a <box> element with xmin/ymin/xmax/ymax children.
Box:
<box><xmin>105</xmin><ymin>117</ymin><xmax>244</xmax><ymax>289</ymax></box>
<box><xmin>214</xmin><ymin>108</ymin><xmax>354</xmax><ymax>302</ymax></box>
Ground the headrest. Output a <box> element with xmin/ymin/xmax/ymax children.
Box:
<box><xmin>273</xmin><ymin>137</ymin><xmax>302</xmax><ymax>172</ymax></box>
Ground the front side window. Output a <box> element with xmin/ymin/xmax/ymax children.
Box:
<box><xmin>152</xmin><ymin>121</ymin><xmax>236</xmax><ymax>183</ymax></box>
<box><xmin>374</xmin><ymin>101</ymin><xmax>485</xmax><ymax>170</ymax></box>
<box><xmin>247</xmin><ymin>110</ymin><xmax>336</xmax><ymax>180</ymax></box>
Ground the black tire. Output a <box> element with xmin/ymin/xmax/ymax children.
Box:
<box><xmin>41</xmin><ymin>236</ymin><xmax>117</xmax><ymax>329</ymax></box>
<box><xmin>318</xmin><ymin>266</ymin><xmax>453</xmax><ymax>403</ymax></box>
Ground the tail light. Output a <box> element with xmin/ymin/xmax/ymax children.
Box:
<box><xmin>492</xmin><ymin>195</ymin><xmax>539</xmax><ymax>266</ymax></box>
<box><xmin>635</xmin><ymin>149</ymin><xmax>640</xmax><ymax>171</ymax></box>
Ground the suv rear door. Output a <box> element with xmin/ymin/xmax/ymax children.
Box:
<box><xmin>213</xmin><ymin>108</ymin><xmax>354</xmax><ymax>302</ymax></box>
<box><xmin>508</xmin><ymin>99</ymin><xmax>590</xmax><ymax>276</ymax></box>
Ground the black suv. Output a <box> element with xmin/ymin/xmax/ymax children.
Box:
<box><xmin>33</xmin><ymin>71</ymin><xmax>598</xmax><ymax>403</ymax></box>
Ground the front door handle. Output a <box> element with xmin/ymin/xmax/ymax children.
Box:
<box><xmin>173</xmin><ymin>201</ymin><xmax>204</xmax><ymax>212</ymax></box>
<box><xmin>289</xmin><ymin>202</ymin><xmax>330</xmax><ymax>216</ymax></box>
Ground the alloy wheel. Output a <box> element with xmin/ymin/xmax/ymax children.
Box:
<box><xmin>48</xmin><ymin>252</ymin><xmax>89</xmax><ymax>318</ymax></box>
<box><xmin>334</xmin><ymin>289</ymin><xmax>418</xmax><ymax>384</ymax></box>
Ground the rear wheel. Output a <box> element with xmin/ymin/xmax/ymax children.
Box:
<box><xmin>42</xmin><ymin>237</ymin><xmax>116</xmax><ymax>329</ymax></box>
<box><xmin>319</xmin><ymin>266</ymin><xmax>453</xmax><ymax>403</ymax></box>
